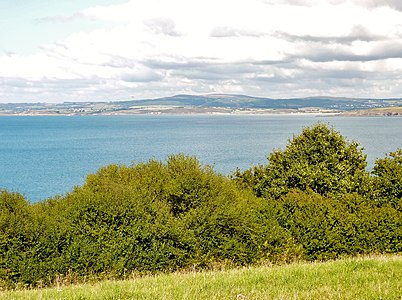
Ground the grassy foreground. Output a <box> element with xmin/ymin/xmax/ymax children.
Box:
<box><xmin>1</xmin><ymin>255</ymin><xmax>401</xmax><ymax>300</ymax></box>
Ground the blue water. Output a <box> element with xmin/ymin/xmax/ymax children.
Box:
<box><xmin>0</xmin><ymin>115</ymin><xmax>401</xmax><ymax>202</ymax></box>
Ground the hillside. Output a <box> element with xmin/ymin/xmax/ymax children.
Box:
<box><xmin>118</xmin><ymin>94</ymin><xmax>401</xmax><ymax>110</ymax></box>
<box><xmin>2</xmin><ymin>255</ymin><xmax>401</xmax><ymax>299</ymax></box>
<box><xmin>1</xmin><ymin>94</ymin><xmax>402</xmax><ymax>115</ymax></box>
<box><xmin>341</xmin><ymin>106</ymin><xmax>402</xmax><ymax>116</ymax></box>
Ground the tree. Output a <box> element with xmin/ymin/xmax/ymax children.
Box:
<box><xmin>371</xmin><ymin>149</ymin><xmax>402</xmax><ymax>208</ymax></box>
<box><xmin>234</xmin><ymin>123</ymin><xmax>369</xmax><ymax>198</ymax></box>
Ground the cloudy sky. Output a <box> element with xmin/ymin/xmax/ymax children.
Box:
<box><xmin>1</xmin><ymin>0</ymin><xmax>402</xmax><ymax>103</ymax></box>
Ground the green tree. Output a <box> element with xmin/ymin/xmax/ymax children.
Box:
<box><xmin>371</xmin><ymin>149</ymin><xmax>402</xmax><ymax>208</ymax></box>
<box><xmin>234</xmin><ymin>123</ymin><xmax>369</xmax><ymax>198</ymax></box>
<box><xmin>0</xmin><ymin>191</ymin><xmax>32</xmax><ymax>288</ymax></box>
<box><xmin>274</xmin><ymin>190</ymin><xmax>402</xmax><ymax>260</ymax></box>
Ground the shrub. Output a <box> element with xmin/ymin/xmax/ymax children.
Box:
<box><xmin>234</xmin><ymin>123</ymin><xmax>369</xmax><ymax>198</ymax></box>
<box><xmin>274</xmin><ymin>190</ymin><xmax>402</xmax><ymax>260</ymax></box>
<box><xmin>371</xmin><ymin>149</ymin><xmax>402</xmax><ymax>208</ymax></box>
<box><xmin>0</xmin><ymin>155</ymin><xmax>294</xmax><ymax>288</ymax></box>
<box><xmin>0</xmin><ymin>191</ymin><xmax>33</xmax><ymax>288</ymax></box>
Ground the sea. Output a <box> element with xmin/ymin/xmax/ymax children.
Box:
<box><xmin>0</xmin><ymin>115</ymin><xmax>401</xmax><ymax>202</ymax></box>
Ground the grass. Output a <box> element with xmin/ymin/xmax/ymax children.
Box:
<box><xmin>1</xmin><ymin>255</ymin><xmax>401</xmax><ymax>299</ymax></box>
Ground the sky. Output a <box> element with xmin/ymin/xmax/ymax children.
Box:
<box><xmin>1</xmin><ymin>0</ymin><xmax>402</xmax><ymax>103</ymax></box>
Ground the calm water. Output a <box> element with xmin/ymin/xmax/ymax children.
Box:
<box><xmin>0</xmin><ymin>115</ymin><xmax>401</xmax><ymax>202</ymax></box>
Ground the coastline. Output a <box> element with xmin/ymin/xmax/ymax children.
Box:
<box><xmin>1</xmin><ymin>106</ymin><xmax>401</xmax><ymax>117</ymax></box>
<box><xmin>0</xmin><ymin>108</ymin><xmax>342</xmax><ymax>117</ymax></box>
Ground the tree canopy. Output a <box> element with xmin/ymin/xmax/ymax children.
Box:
<box><xmin>234</xmin><ymin>123</ymin><xmax>369</xmax><ymax>198</ymax></box>
<box><xmin>372</xmin><ymin>149</ymin><xmax>402</xmax><ymax>207</ymax></box>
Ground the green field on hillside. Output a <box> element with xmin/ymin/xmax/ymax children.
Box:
<box><xmin>2</xmin><ymin>255</ymin><xmax>401</xmax><ymax>300</ymax></box>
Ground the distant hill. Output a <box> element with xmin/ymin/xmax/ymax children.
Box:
<box><xmin>1</xmin><ymin>94</ymin><xmax>402</xmax><ymax>115</ymax></box>
<box><xmin>116</xmin><ymin>94</ymin><xmax>402</xmax><ymax>111</ymax></box>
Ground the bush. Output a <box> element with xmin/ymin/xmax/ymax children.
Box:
<box><xmin>274</xmin><ymin>190</ymin><xmax>402</xmax><ymax>260</ymax></box>
<box><xmin>371</xmin><ymin>149</ymin><xmax>402</xmax><ymax>208</ymax></box>
<box><xmin>234</xmin><ymin>123</ymin><xmax>369</xmax><ymax>198</ymax></box>
<box><xmin>0</xmin><ymin>155</ymin><xmax>294</xmax><ymax>288</ymax></box>
<box><xmin>0</xmin><ymin>191</ymin><xmax>34</xmax><ymax>288</ymax></box>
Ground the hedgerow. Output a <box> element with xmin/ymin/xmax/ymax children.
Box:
<box><xmin>0</xmin><ymin>155</ymin><xmax>295</xmax><ymax>288</ymax></box>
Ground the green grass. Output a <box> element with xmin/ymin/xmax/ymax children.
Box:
<box><xmin>2</xmin><ymin>255</ymin><xmax>401</xmax><ymax>299</ymax></box>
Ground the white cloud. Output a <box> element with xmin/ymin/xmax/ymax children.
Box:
<box><xmin>1</xmin><ymin>0</ymin><xmax>402</xmax><ymax>102</ymax></box>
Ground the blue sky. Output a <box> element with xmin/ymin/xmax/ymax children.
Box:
<box><xmin>0</xmin><ymin>0</ymin><xmax>125</xmax><ymax>54</ymax></box>
<box><xmin>1</xmin><ymin>0</ymin><xmax>402</xmax><ymax>103</ymax></box>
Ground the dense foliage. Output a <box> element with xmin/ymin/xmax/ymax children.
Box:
<box><xmin>274</xmin><ymin>191</ymin><xmax>401</xmax><ymax>260</ymax></box>
<box><xmin>371</xmin><ymin>149</ymin><xmax>402</xmax><ymax>208</ymax></box>
<box><xmin>0</xmin><ymin>155</ymin><xmax>296</xmax><ymax>288</ymax></box>
<box><xmin>0</xmin><ymin>123</ymin><xmax>401</xmax><ymax>289</ymax></box>
<box><xmin>233</xmin><ymin>122</ymin><xmax>369</xmax><ymax>198</ymax></box>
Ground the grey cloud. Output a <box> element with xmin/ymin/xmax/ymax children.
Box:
<box><xmin>145</xmin><ymin>57</ymin><xmax>264</xmax><ymax>71</ymax></box>
<box><xmin>388</xmin><ymin>0</ymin><xmax>402</xmax><ymax>11</ymax></box>
<box><xmin>235</xmin><ymin>55</ymin><xmax>399</xmax><ymax>96</ymax></box>
<box><xmin>151</xmin><ymin>55</ymin><xmax>401</xmax><ymax>98</ymax></box>
<box><xmin>276</xmin><ymin>25</ymin><xmax>385</xmax><ymax>45</ymax></box>
<box><xmin>40</xmin><ymin>77</ymin><xmax>105</xmax><ymax>91</ymax></box>
<box><xmin>172</xmin><ymin>65</ymin><xmax>254</xmax><ymax>81</ymax></box>
<box><xmin>143</xmin><ymin>18</ymin><xmax>181</xmax><ymax>37</ymax></box>
<box><xmin>144</xmin><ymin>58</ymin><xmax>264</xmax><ymax>81</ymax></box>
<box><xmin>242</xmin><ymin>70</ymin><xmax>382</xmax><ymax>98</ymax></box>
<box><xmin>144</xmin><ymin>58</ymin><xmax>208</xmax><ymax>70</ymax></box>
<box><xmin>40</xmin><ymin>43</ymin><xmax>70</xmax><ymax>61</ymax></box>
<box><xmin>251</xmin><ymin>59</ymin><xmax>299</xmax><ymax>67</ymax></box>
<box><xmin>353</xmin><ymin>0</ymin><xmax>402</xmax><ymax>11</ymax></box>
<box><xmin>0</xmin><ymin>51</ymin><xmax>17</xmax><ymax>57</ymax></box>
<box><xmin>370</xmin><ymin>41</ymin><xmax>402</xmax><ymax>59</ymax></box>
<box><xmin>289</xmin><ymin>41</ymin><xmax>402</xmax><ymax>62</ymax></box>
<box><xmin>104</xmin><ymin>55</ymin><xmax>137</xmax><ymax>68</ymax></box>
<box><xmin>120</xmin><ymin>70</ymin><xmax>163</xmax><ymax>83</ymax></box>
<box><xmin>259</xmin><ymin>0</ymin><xmax>313</xmax><ymax>6</ymax></box>
<box><xmin>292</xmin><ymin>68</ymin><xmax>382</xmax><ymax>83</ymax></box>
<box><xmin>349</xmin><ymin>25</ymin><xmax>380</xmax><ymax>41</ymax></box>
<box><xmin>262</xmin><ymin>0</ymin><xmax>402</xmax><ymax>11</ymax></box>
<box><xmin>0</xmin><ymin>76</ymin><xmax>110</xmax><ymax>102</ymax></box>
<box><xmin>252</xmin><ymin>74</ymin><xmax>294</xmax><ymax>84</ymax></box>
<box><xmin>0</xmin><ymin>77</ymin><xmax>31</xmax><ymax>88</ymax></box>
<box><xmin>309</xmin><ymin>69</ymin><xmax>370</xmax><ymax>80</ymax></box>
<box><xmin>210</xmin><ymin>26</ymin><xmax>266</xmax><ymax>38</ymax></box>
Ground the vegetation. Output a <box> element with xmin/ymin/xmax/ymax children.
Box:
<box><xmin>1</xmin><ymin>255</ymin><xmax>401</xmax><ymax>299</ymax></box>
<box><xmin>0</xmin><ymin>123</ymin><xmax>401</xmax><ymax>290</ymax></box>
<box><xmin>233</xmin><ymin>123</ymin><xmax>369</xmax><ymax>198</ymax></box>
<box><xmin>371</xmin><ymin>149</ymin><xmax>402</xmax><ymax>207</ymax></box>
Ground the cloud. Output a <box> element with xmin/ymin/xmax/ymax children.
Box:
<box><xmin>289</xmin><ymin>41</ymin><xmax>402</xmax><ymax>62</ymax></box>
<box><xmin>120</xmin><ymin>69</ymin><xmax>163</xmax><ymax>83</ymax></box>
<box><xmin>103</xmin><ymin>55</ymin><xmax>137</xmax><ymax>69</ymax></box>
<box><xmin>0</xmin><ymin>76</ymin><xmax>109</xmax><ymax>102</ymax></box>
<box><xmin>352</xmin><ymin>0</ymin><xmax>402</xmax><ymax>11</ymax></box>
<box><xmin>143</xmin><ymin>18</ymin><xmax>181</xmax><ymax>37</ymax></box>
<box><xmin>1</xmin><ymin>0</ymin><xmax>402</xmax><ymax>102</ymax></box>
<box><xmin>262</xmin><ymin>0</ymin><xmax>402</xmax><ymax>11</ymax></box>
<box><xmin>210</xmin><ymin>27</ymin><xmax>266</xmax><ymax>38</ymax></box>
<box><xmin>276</xmin><ymin>25</ymin><xmax>385</xmax><ymax>44</ymax></box>
<box><xmin>35</xmin><ymin>13</ymin><xmax>83</xmax><ymax>24</ymax></box>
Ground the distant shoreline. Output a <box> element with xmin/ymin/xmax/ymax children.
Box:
<box><xmin>1</xmin><ymin>110</ymin><xmax>401</xmax><ymax>117</ymax></box>
<box><xmin>0</xmin><ymin>111</ymin><xmax>341</xmax><ymax>117</ymax></box>
<box><xmin>1</xmin><ymin>105</ymin><xmax>402</xmax><ymax>117</ymax></box>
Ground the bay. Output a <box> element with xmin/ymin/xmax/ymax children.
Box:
<box><xmin>0</xmin><ymin>115</ymin><xmax>401</xmax><ymax>202</ymax></box>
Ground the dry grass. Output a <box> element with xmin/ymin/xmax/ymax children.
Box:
<box><xmin>1</xmin><ymin>255</ymin><xmax>401</xmax><ymax>299</ymax></box>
